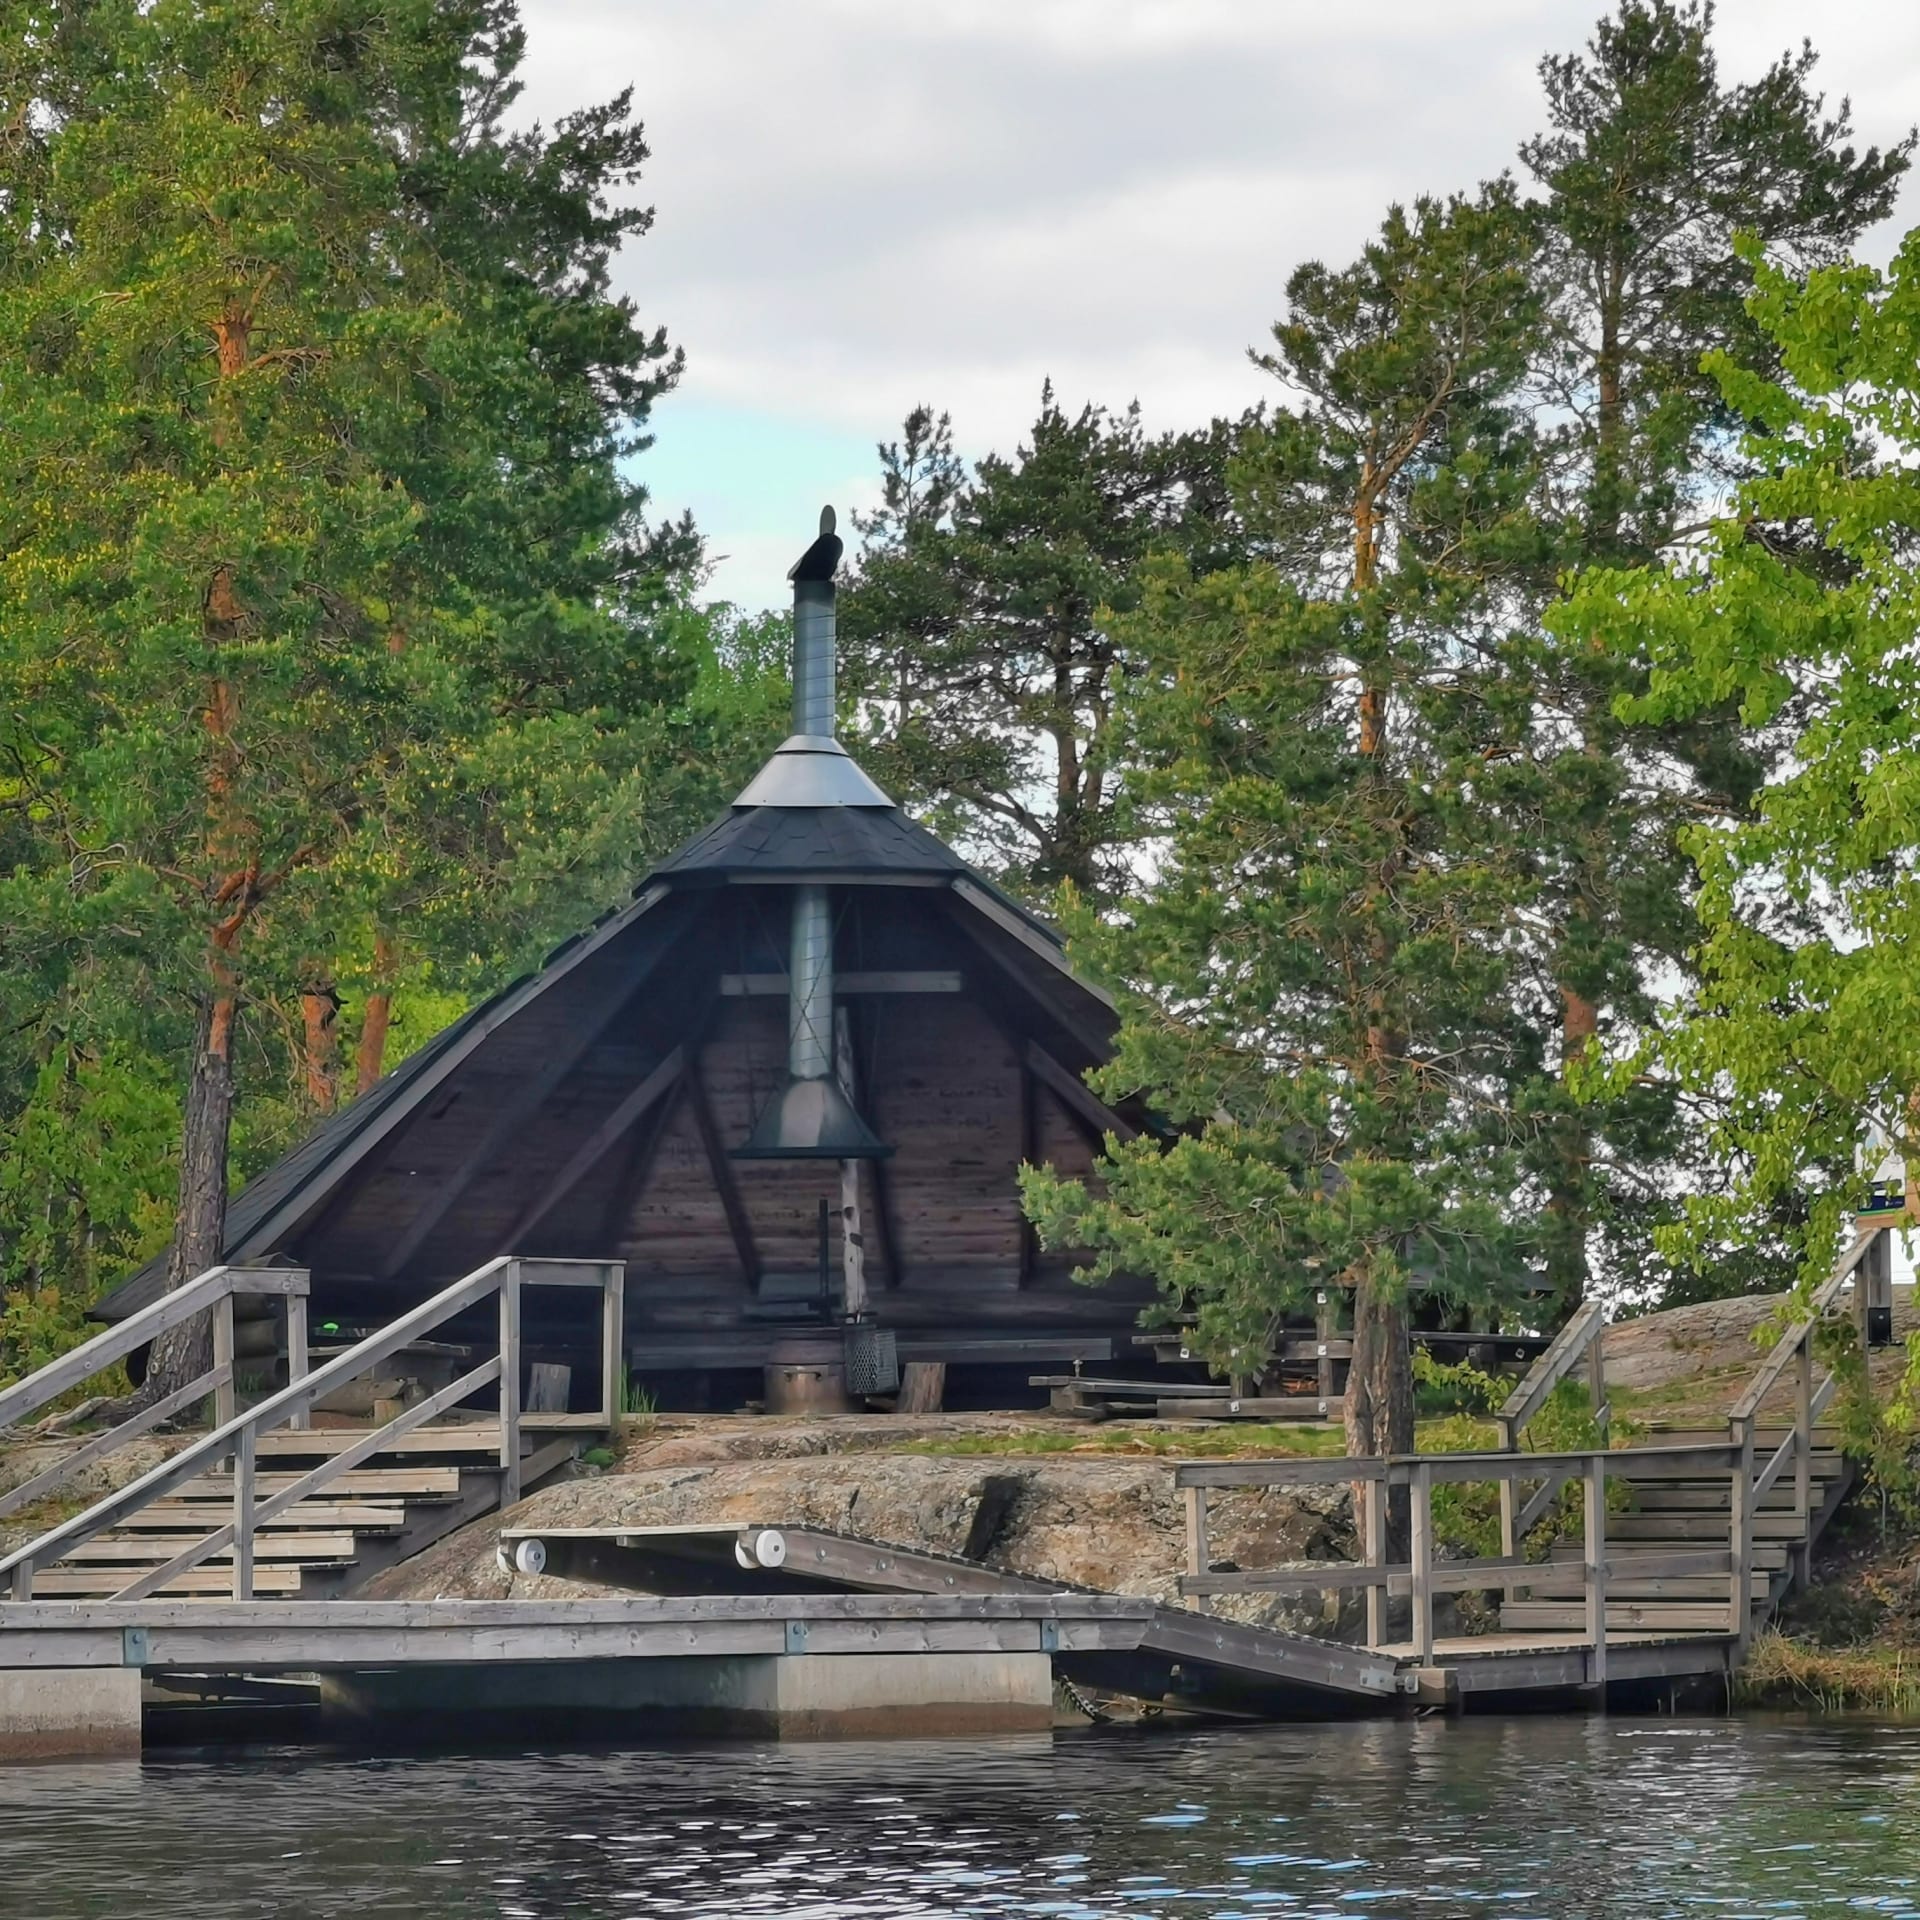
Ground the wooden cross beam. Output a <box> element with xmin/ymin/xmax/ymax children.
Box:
<box><xmin>500</xmin><ymin>1047</ymin><xmax>686</xmax><ymax>1252</ymax></box>
<box><xmin>685</xmin><ymin>1053</ymin><xmax>762</xmax><ymax>1288</ymax></box>
<box><xmin>1024</xmin><ymin>1040</ymin><xmax>1138</xmax><ymax>1147</ymax></box>
<box><xmin>381</xmin><ymin>999</ymin><xmax>642</xmax><ymax>1279</ymax></box>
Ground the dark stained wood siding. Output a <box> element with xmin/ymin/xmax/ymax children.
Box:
<box><xmin>285</xmin><ymin>880</ymin><xmax>1155</xmax><ymax>1345</ymax></box>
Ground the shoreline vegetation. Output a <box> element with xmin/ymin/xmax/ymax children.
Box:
<box><xmin>1736</xmin><ymin>1633</ymin><xmax>1920</xmax><ymax>1716</ymax></box>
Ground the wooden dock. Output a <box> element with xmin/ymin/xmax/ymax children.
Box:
<box><xmin>0</xmin><ymin>1591</ymin><xmax>1152</xmax><ymax>1669</ymax></box>
<box><xmin>0</xmin><ymin>1231</ymin><xmax>1884</xmax><ymax>1750</ymax></box>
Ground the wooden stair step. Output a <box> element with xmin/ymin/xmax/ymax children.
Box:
<box><xmin>128</xmin><ymin>1502</ymin><xmax>408</xmax><ymax>1531</ymax></box>
<box><xmin>175</xmin><ymin>1468</ymin><xmax>463</xmax><ymax>1500</ymax></box>
<box><xmin>1627</xmin><ymin>1484</ymin><xmax>1838</xmax><ymax>1513</ymax></box>
<box><xmin>1608</xmin><ymin>1513</ymin><xmax>1808</xmax><ymax>1542</ymax></box>
<box><xmin>1518</xmin><ymin>1573</ymin><xmax>1770</xmax><ymax>1602</ymax></box>
<box><xmin>55</xmin><ymin>1532</ymin><xmax>359</xmax><ymax>1564</ymax></box>
<box><xmin>1640</xmin><ymin>1427</ymin><xmax>1841</xmax><ymax>1447</ymax></box>
<box><xmin>1547</xmin><ymin>1541</ymin><xmax>1789</xmax><ymax>1571</ymax></box>
<box><xmin>251</xmin><ymin>1426</ymin><xmax>505</xmax><ymax>1458</ymax></box>
<box><xmin>25</xmin><ymin>1566</ymin><xmax>306</xmax><ymax>1598</ymax></box>
<box><xmin>1499</xmin><ymin>1601</ymin><xmax>1739</xmax><ymax>1632</ymax></box>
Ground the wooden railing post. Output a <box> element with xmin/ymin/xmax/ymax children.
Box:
<box><xmin>1793</xmin><ymin>1337</ymin><xmax>1813</xmax><ymax>1590</ymax></box>
<box><xmin>499</xmin><ymin>1262</ymin><xmax>523</xmax><ymax>1507</ymax></box>
<box><xmin>1496</xmin><ymin>1414</ymin><xmax>1519</xmax><ymax>1562</ymax></box>
<box><xmin>1730</xmin><ymin>1420</ymin><xmax>1755</xmax><ymax>1655</ymax></box>
<box><xmin>212</xmin><ymin>1291</ymin><xmax>238</xmax><ymax>1430</ymax></box>
<box><xmin>1363</xmin><ymin>1472</ymin><xmax>1387</xmax><ymax>1649</ymax></box>
<box><xmin>1184</xmin><ymin>1485</ymin><xmax>1211</xmax><ymax>1615</ymax></box>
<box><xmin>1588</xmin><ymin>1332</ymin><xmax>1609</xmax><ymax>1442</ymax></box>
<box><xmin>285</xmin><ymin>1292</ymin><xmax>311</xmax><ymax>1431</ymax></box>
<box><xmin>1584</xmin><ymin>1452</ymin><xmax>1607</xmax><ymax>1691</ymax></box>
<box><xmin>601</xmin><ymin>1264</ymin><xmax>624</xmax><ymax>1431</ymax></box>
<box><xmin>232</xmin><ymin>1424</ymin><xmax>255</xmax><ymax>1601</ymax></box>
<box><xmin>1410</xmin><ymin>1462</ymin><xmax>1435</xmax><ymax>1663</ymax></box>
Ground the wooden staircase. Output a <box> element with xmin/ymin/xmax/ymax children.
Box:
<box><xmin>16</xmin><ymin>1427</ymin><xmax>575</xmax><ymax>1601</ymax></box>
<box><xmin>1489</xmin><ymin>1230</ymin><xmax>1881</xmax><ymax>1644</ymax></box>
<box><xmin>1498</xmin><ymin>1423</ymin><xmax>1853</xmax><ymax>1637</ymax></box>
<box><xmin>0</xmin><ymin>1257</ymin><xmax>622</xmax><ymax>1604</ymax></box>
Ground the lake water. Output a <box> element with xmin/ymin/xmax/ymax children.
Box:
<box><xmin>0</xmin><ymin>1717</ymin><xmax>1914</xmax><ymax>1918</ymax></box>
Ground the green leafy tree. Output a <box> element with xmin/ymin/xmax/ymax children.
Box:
<box><xmin>840</xmin><ymin>387</ymin><xmax>1240</xmax><ymax>905</ymax></box>
<box><xmin>1512</xmin><ymin>0</ymin><xmax>1911</xmax><ymax>1303</ymax></box>
<box><xmin>1025</xmin><ymin>186</ymin><xmax>1544</xmax><ymax>1487</ymax></box>
<box><xmin>0</xmin><ymin>0</ymin><xmax>682</xmax><ymax>1393</ymax></box>
<box><xmin>1562</xmin><ymin>225</ymin><xmax>1920</xmax><ymax>1290</ymax></box>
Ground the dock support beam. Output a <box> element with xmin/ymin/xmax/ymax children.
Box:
<box><xmin>319</xmin><ymin>1653</ymin><xmax>1054</xmax><ymax>1740</ymax></box>
<box><xmin>0</xmin><ymin>1669</ymin><xmax>142</xmax><ymax>1761</ymax></box>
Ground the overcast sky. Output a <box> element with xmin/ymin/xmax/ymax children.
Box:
<box><xmin>515</xmin><ymin>1</ymin><xmax>1920</xmax><ymax>607</ymax></box>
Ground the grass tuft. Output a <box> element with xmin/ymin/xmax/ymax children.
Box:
<box><xmin>1736</xmin><ymin>1630</ymin><xmax>1920</xmax><ymax>1715</ymax></box>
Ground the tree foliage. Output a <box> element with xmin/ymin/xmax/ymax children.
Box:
<box><xmin>1512</xmin><ymin>0</ymin><xmax>1912</xmax><ymax>1304</ymax></box>
<box><xmin>1024</xmin><ymin>185</ymin><xmax>1546</xmax><ymax>1464</ymax></box>
<box><xmin>0</xmin><ymin>0</ymin><xmax>771</xmax><ymax>1376</ymax></box>
<box><xmin>1564</xmin><ymin>227</ymin><xmax>1920</xmax><ymax>1287</ymax></box>
<box><xmin>839</xmin><ymin>388</ymin><xmax>1240</xmax><ymax>904</ymax></box>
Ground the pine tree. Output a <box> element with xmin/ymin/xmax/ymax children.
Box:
<box><xmin>1562</xmin><ymin>224</ymin><xmax>1920</xmax><ymax>1283</ymax></box>
<box><xmin>0</xmin><ymin>0</ymin><xmax>681</xmax><ymax>1394</ymax></box>
<box><xmin>1024</xmin><ymin>186</ymin><xmax>1544</xmax><ymax>1490</ymax></box>
<box><xmin>839</xmin><ymin>387</ymin><xmax>1239</xmax><ymax>905</ymax></box>
<box><xmin>1514</xmin><ymin>0</ymin><xmax>1911</xmax><ymax>1303</ymax></box>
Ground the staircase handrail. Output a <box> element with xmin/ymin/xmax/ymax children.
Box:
<box><xmin>1729</xmin><ymin>1230</ymin><xmax>1873</xmax><ymax>1430</ymax></box>
<box><xmin>1495</xmin><ymin>1297</ymin><xmax>1607</xmax><ymax>1442</ymax></box>
<box><xmin>0</xmin><ymin>1256</ymin><xmax>521</xmax><ymax>1603</ymax></box>
<box><xmin>0</xmin><ymin>1264</ymin><xmax>307</xmax><ymax>1436</ymax></box>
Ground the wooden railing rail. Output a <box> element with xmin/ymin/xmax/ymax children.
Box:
<box><xmin>1177</xmin><ymin>1441</ymin><xmax>1748</xmax><ymax>1668</ymax></box>
<box><xmin>0</xmin><ymin>1266</ymin><xmax>310</xmax><ymax>1529</ymax></box>
<box><xmin>0</xmin><ymin>1256</ymin><xmax>623</xmax><ymax>1604</ymax></box>
<box><xmin>1494</xmin><ymin>1298</ymin><xmax>1608</xmax><ymax>1561</ymax></box>
<box><xmin>1494</xmin><ymin>1298</ymin><xmax>1607</xmax><ymax>1441</ymax></box>
<box><xmin>1723</xmin><ymin>1226</ymin><xmax>1872</xmax><ymax>1596</ymax></box>
<box><xmin>1728</xmin><ymin>1231</ymin><xmax>1867</xmax><ymax>1429</ymax></box>
<box><xmin>0</xmin><ymin>1265</ymin><xmax>309</xmax><ymax>1437</ymax></box>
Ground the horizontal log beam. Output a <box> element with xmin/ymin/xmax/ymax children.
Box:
<box><xmin>720</xmin><ymin>971</ymin><xmax>962</xmax><ymax>996</ymax></box>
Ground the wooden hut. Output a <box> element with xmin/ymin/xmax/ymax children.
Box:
<box><xmin>95</xmin><ymin>511</ymin><xmax>1157</xmax><ymax>1411</ymax></box>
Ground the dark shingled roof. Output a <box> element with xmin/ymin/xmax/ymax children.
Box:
<box><xmin>92</xmin><ymin>787</ymin><xmax>1082</xmax><ymax>1323</ymax></box>
<box><xmin>653</xmin><ymin>802</ymin><xmax>1063</xmax><ymax>946</ymax></box>
<box><xmin>657</xmin><ymin>801</ymin><xmax>960</xmax><ymax>881</ymax></box>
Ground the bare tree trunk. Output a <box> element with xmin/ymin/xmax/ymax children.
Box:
<box><xmin>1546</xmin><ymin>980</ymin><xmax>1599</xmax><ymax>1304</ymax></box>
<box><xmin>1346</xmin><ymin>1265</ymin><xmax>1415</xmax><ymax>1559</ymax></box>
<box><xmin>355</xmin><ymin>930</ymin><xmax>397</xmax><ymax>1095</ymax></box>
<box><xmin>301</xmin><ymin>970</ymin><xmax>341</xmax><ymax>1112</ymax></box>
<box><xmin>145</xmin><ymin>993</ymin><xmax>236</xmax><ymax>1400</ymax></box>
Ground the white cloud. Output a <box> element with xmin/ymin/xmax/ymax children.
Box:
<box><xmin>513</xmin><ymin>0</ymin><xmax>1920</xmax><ymax>597</ymax></box>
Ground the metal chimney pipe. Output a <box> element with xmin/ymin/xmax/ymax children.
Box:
<box><xmin>789</xmin><ymin>883</ymin><xmax>833</xmax><ymax>1081</ymax></box>
<box><xmin>787</xmin><ymin>507</ymin><xmax>840</xmax><ymax>1079</ymax></box>
<box><xmin>733</xmin><ymin>506</ymin><xmax>888</xmax><ymax>1160</ymax></box>
<box><xmin>792</xmin><ymin>579</ymin><xmax>836</xmax><ymax>739</ymax></box>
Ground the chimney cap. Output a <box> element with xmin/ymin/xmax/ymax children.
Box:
<box><xmin>733</xmin><ymin>734</ymin><xmax>893</xmax><ymax>809</ymax></box>
<box><xmin>788</xmin><ymin>504</ymin><xmax>843</xmax><ymax>584</ymax></box>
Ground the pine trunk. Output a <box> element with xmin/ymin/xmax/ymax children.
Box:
<box><xmin>355</xmin><ymin>932</ymin><xmax>397</xmax><ymax>1095</ymax></box>
<box><xmin>301</xmin><ymin>971</ymin><xmax>341</xmax><ymax>1112</ymax></box>
<box><xmin>1547</xmin><ymin>981</ymin><xmax>1599</xmax><ymax>1304</ymax></box>
<box><xmin>1345</xmin><ymin>1267</ymin><xmax>1414</xmax><ymax>1558</ymax></box>
<box><xmin>145</xmin><ymin>994</ymin><xmax>236</xmax><ymax>1399</ymax></box>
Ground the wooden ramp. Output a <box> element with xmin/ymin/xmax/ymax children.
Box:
<box><xmin>498</xmin><ymin>1521</ymin><xmax>1408</xmax><ymax>1713</ymax></box>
